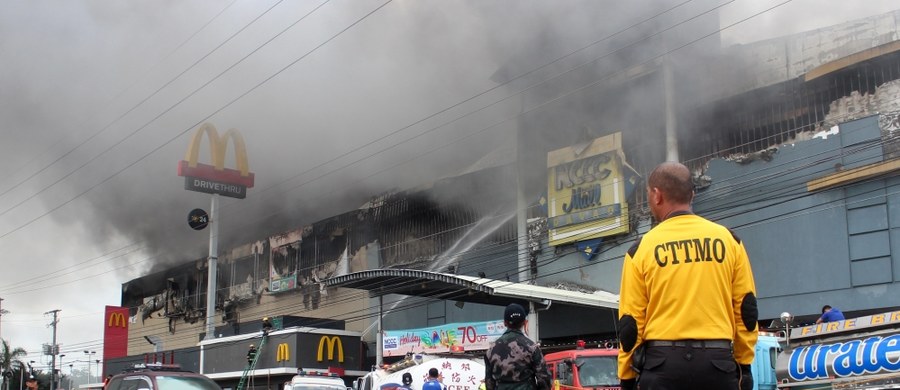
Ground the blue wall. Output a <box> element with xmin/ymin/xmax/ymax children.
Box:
<box><xmin>693</xmin><ymin>115</ymin><xmax>900</xmax><ymax>319</ymax></box>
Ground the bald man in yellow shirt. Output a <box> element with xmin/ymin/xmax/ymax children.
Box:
<box><xmin>617</xmin><ymin>162</ymin><xmax>758</xmax><ymax>390</ymax></box>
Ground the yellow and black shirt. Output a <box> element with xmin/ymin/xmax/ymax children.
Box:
<box><xmin>617</xmin><ymin>211</ymin><xmax>758</xmax><ymax>381</ymax></box>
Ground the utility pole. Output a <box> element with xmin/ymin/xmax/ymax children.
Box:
<box><xmin>45</xmin><ymin>309</ymin><xmax>60</xmax><ymax>390</ymax></box>
<box><xmin>204</xmin><ymin>193</ymin><xmax>219</xmax><ymax>341</ymax></box>
<box><xmin>0</xmin><ymin>297</ymin><xmax>6</xmax><ymax>341</ymax></box>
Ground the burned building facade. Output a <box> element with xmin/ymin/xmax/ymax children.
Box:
<box><xmin>113</xmin><ymin>7</ymin><xmax>900</xmax><ymax>384</ymax></box>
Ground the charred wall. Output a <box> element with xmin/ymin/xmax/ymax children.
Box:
<box><xmin>683</xmin><ymin>50</ymin><xmax>900</xmax><ymax>170</ymax></box>
<box><xmin>121</xmin><ymin>163</ymin><xmax>520</xmax><ymax>351</ymax></box>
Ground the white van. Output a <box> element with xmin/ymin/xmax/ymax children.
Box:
<box><xmin>284</xmin><ymin>371</ymin><xmax>348</xmax><ymax>390</ymax></box>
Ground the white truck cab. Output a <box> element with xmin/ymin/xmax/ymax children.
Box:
<box><xmin>284</xmin><ymin>371</ymin><xmax>349</xmax><ymax>390</ymax></box>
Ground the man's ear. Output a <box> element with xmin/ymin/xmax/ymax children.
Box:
<box><xmin>649</xmin><ymin>187</ymin><xmax>661</xmax><ymax>205</ymax></box>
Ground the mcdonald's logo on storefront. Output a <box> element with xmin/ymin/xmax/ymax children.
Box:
<box><xmin>177</xmin><ymin>123</ymin><xmax>255</xmax><ymax>199</ymax></box>
<box><xmin>317</xmin><ymin>336</ymin><xmax>344</xmax><ymax>363</ymax></box>
<box><xmin>108</xmin><ymin>312</ymin><xmax>127</xmax><ymax>328</ymax></box>
<box><xmin>276</xmin><ymin>343</ymin><xmax>290</xmax><ymax>362</ymax></box>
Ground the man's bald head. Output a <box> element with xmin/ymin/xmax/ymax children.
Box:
<box><xmin>648</xmin><ymin>162</ymin><xmax>694</xmax><ymax>205</ymax></box>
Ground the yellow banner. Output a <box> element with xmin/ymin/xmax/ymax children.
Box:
<box><xmin>546</xmin><ymin>133</ymin><xmax>632</xmax><ymax>246</ymax></box>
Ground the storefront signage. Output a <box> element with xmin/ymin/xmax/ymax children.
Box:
<box><xmin>177</xmin><ymin>123</ymin><xmax>255</xmax><ymax>199</ymax></box>
<box><xmin>546</xmin><ymin>132</ymin><xmax>634</xmax><ymax>246</ymax></box>
<box><xmin>382</xmin><ymin>321</ymin><xmax>506</xmax><ymax>357</ymax></box>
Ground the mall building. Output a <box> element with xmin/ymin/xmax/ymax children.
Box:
<box><xmin>102</xmin><ymin>8</ymin><xmax>900</xmax><ymax>390</ymax></box>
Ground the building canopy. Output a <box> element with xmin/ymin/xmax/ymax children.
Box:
<box><xmin>325</xmin><ymin>269</ymin><xmax>619</xmax><ymax>310</ymax></box>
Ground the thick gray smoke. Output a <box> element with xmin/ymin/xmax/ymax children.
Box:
<box><xmin>4</xmin><ymin>0</ymin><xmax>900</xmax><ymax>274</ymax></box>
<box><xmin>3</xmin><ymin>0</ymin><xmax>900</xmax><ymax>362</ymax></box>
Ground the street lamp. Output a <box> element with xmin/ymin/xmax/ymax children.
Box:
<box><xmin>18</xmin><ymin>361</ymin><xmax>28</xmax><ymax>390</ymax></box>
<box><xmin>58</xmin><ymin>354</ymin><xmax>66</xmax><ymax>390</ymax></box>
<box><xmin>780</xmin><ymin>311</ymin><xmax>794</xmax><ymax>346</ymax></box>
<box><xmin>83</xmin><ymin>351</ymin><xmax>95</xmax><ymax>383</ymax></box>
<box><xmin>0</xmin><ymin>297</ymin><xmax>8</xmax><ymax>342</ymax></box>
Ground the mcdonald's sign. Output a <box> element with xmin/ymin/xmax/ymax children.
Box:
<box><xmin>317</xmin><ymin>336</ymin><xmax>344</xmax><ymax>363</ymax></box>
<box><xmin>177</xmin><ymin>123</ymin><xmax>255</xmax><ymax>199</ymax></box>
<box><xmin>108</xmin><ymin>312</ymin><xmax>127</xmax><ymax>328</ymax></box>
<box><xmin>103</xmin><ymin>306</ymin><xmax>129</xmax><ymax>360</ymax></box>
<box><xmin>276</xmin><ymin>343</ymin><xmax>290</xmax><ymax>362</ymax></box>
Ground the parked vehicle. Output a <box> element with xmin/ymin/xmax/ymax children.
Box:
<box><xmin>545</xmin><ymin>341</ymin><xmax>619</xmax><ymax>390</ymax></box>
<box><xmin>284</xmin><ymin>371</ymin><xmax>349</xmax><ymax>390</ymax></box>
<box><xmin>750</xmin><ymin>333</ymin><xmax>781</xmax><ymax>390</ymax></box>
<box><xmin>772</xmin><ymin>310</ymin><xmax>900</xmax><ymax>389</ymax></box>
<box><xmin>543</xmin><ymin>335</ymin><xmax>782</xmax><ymax>390</ymax></box>
<box><xmin>104</xmin><ymin>363</ymin><xmax>219</xmax><ymax>390</ymax></box>
<box><xmin>358</xmin><ymin>354</ymin><xmax>485</xmax><ymax>390</ymax></box>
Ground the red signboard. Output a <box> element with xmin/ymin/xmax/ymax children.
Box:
<box><xmin>103</xmin><ymin>305</ymin><xmax>129</xmax><ymax>376</ymax></box>
<box><xmin>176</xmin><ymin>123</ymin><xmax>255</xmax><ymax>199</ymax></box>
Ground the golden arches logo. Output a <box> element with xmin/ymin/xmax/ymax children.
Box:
<box><xmin>108</xmin><ymin>312</ymin><xmax>127</xmax><ymax>328</ymax></box>
<box><xmin>185</xmin><ymin>123</ymin><xmax>250</xmax><ymax>176</ymax></box>
<box><xmin>177</xmin><ymin>123</ymin><xmax>255</xmax><ymax>193</ymax></box>
<box><xmin>317</xmin><ymin>336</ymin><xmax>344</xmax><ymax>363</ymax></box>
<box><xmin>276</xmin><ymin>343</ymin><xmax>290</xmax><ymax>362</ymax></box>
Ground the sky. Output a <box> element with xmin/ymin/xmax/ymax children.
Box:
<box><xmin>1</xmin><ymin>0</ymin><xmax>898</xmax><ymax>374</ymax></box>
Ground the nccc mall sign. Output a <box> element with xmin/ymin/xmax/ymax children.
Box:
<box><xmin>177</xmin><ymin>123</ymin><xmax>255</xmax><ymax>198</ymax></box>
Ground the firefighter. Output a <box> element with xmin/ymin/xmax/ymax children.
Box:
<box><xmin>617</xmin><ymin>162</ymin><xmax>758</xmax><ymax>390</ymax></box>
<box><xmin>262</xmin><ymin>317</ymin><xmax>273</xmax><ymax>335</ymax></box>
<box><xmin>247</xmin><ymin>344</ymin><xmax>257</xmax><ymax>365</ymax></box>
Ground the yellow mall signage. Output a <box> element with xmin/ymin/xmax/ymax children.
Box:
<box><xmin>546</xmin><ymin>132</ymin><xmax>635</xmax><ymax>246</ymax></box>
<box><xmin>108</xmin><ymin>312</ymin><xmax>127</xmax><ymax>328</ymax></box>
<box><xmin>276</xmin><ymin>343</ymin><xmax>290</xmax><ymax>362</ymax></box>
<box><xmin>317</xmin><ymin>336</ymin><xmax>344</xmax><ymax>363</ymax></box>
<box><xmin>177</xmin><ymin>123</ymin><xmax>255</xmax><ymax>199</ymax></box>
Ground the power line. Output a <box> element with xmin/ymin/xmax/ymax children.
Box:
<box><xmin>0</xmin><ymin>105</ymin><xmax>883</xmax><ymax>300</ymax></box>
<box><xmin>13</xmin><ymin>162</ymin><xmax>896</xmax><ymax>353</ymax></box>
<box><xmin>10</xmin><ymin>0</ymin><xmax>884</xmax><ymax>354</ymax></box>
<box><xmin>0</xmin><ymin>0</ymin><xmax>376</xmax><ymax>242</ymax></box>
<box><xmin>0</xmin><ymin>3</ymin><xmax>788</xmax><ymax>302</ymax></box>
<box><xmin>0</xmin><ymin>0</ymin><xmax>242</xmax><ymax>199</ymax></box>
<box><xmin>0</xmin><ymin>0</ymin><xmax>726</xmax><ymax>241</ymax></box>
<box><xmin>1</xmin><ymin>104</ymin><xmax>875</xmax><ymax>299</ymax></box>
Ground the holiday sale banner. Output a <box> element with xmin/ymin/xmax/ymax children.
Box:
<box><xmin>382</xmin><ymin>320</ymin><xmax>506</xmax><ymax>357</ymax></box>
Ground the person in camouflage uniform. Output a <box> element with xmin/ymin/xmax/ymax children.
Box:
<box><xmin>484</xmin><ymin>303</ymin><xmax>551</xmax><ymax>390</ymax></box>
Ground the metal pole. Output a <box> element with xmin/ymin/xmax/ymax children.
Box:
<box><xmin>204</xmin><ymin>194</ymin><xmax>220</xmax><ymax>341</ymax></box>
<box><xmin>19</xmin><ymin>363</ymin><xmax>24</xmax><ymax>390</ymax></box>
<box><xmin>58</xmin><ymin>355</ymin><xmax>64</xmax><ymax>390</ymax></box>
<box><xmin>664</xmin><ymin>56</ymin><xmax>679</xmax><ymax>162</ymax></box>
<box><xmin>514</xmin><ymin>108</ymin><xmax>539</xmax><ymax>342</ymax></box>
<box><xmin>376</xmin><ymin>296</ymin><xmax>383</xmax><ymax>366</ymax></box>
<box><xmin>46</xmin><ymin>309</ymin><xmax>60</xmax><ymax>390</ymax></box>
<box><xmin>515</xmin><ymin>105</ymin><xmax>529</xmax><ymax>284</ymax></box>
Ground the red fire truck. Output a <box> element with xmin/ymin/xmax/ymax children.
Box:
<box><xmin>545</xmin><ymin>341</ymin><xmax>620</xmax><ymax>390</ymax></box>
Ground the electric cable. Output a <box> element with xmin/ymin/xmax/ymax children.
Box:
<box><xmin>0</xmin><ymin>0</ymin><xmax>240</xmax><ymax>196</ymax></box>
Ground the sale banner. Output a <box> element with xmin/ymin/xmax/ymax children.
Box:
<box><xmin>382</xmin><ymin>320</ymin><xmax>507</xmax><ymax>357</ymax></box>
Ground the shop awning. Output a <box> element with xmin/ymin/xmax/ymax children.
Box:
<box><xmin>325</xmin><ymin>269</ymin><xmax>618</xmax><ymax>310</ymax></box>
